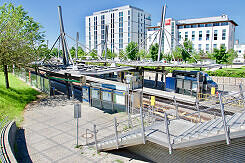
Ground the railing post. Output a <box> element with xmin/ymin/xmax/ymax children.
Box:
<box><xmin>196</xmin><ymin>99</ymin><xmax>201</xmax><ymax>123</ymax></box>
<box><xmin>114</xmin><ymin>117</ymin><xmax>119</xmax><ymax>149</ymax></box>
<box><xmin>127</xmin><ymin>85</ymin><xmax>132</xmax><ymax>128</ymax></box>
<box><xmin>239</xmin><ymin>84</ymin><xmax>245</xmax><ymax>108</ymax></box>
<box><xmin>140</xmin><ymin>106</ymin><xmax>146</xmax><ymax>144</ymax></box>
<box><xmin>173</xmin><ymin>96</ymin><xmax>179</xmax><ymax>119</ymax></box>
<box><xmin>93</xmin><ymin>124</ymin><xmax>98</xmax><ymax>153</ymax></box>
<box><xmin>164</xmin><ymin>113</ymin><xmax>172</xmax><ymax>154</ymax></box>
<box><xmin>218</xmin><ymin>93</ymin><xmax>230</xmax><ymax>145</ymax></box>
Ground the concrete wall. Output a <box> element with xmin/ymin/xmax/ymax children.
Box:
<box><xmin>4</xmin><ymin>121</ymin><xmax>17</xmax><ymax>163</ymax></box>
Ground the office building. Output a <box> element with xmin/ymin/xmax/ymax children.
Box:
<box><xmin>147</xmin><ymin>15</ymin><xmax>238</xmax><ymax>55</ymax></box>
<box><xmin>85</xmin><ymin>5</ymin><xmax>151</xmax><ymax>56</ymax></box>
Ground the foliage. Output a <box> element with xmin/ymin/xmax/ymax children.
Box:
<box><xmin>149</xmin><ymin>43</ymin><xmax>163</xmax><ymax>61</ymax></box>
<box><xmin>182</xmin><ymin>40</ymin><xmax>193</xmax><ymax>62</ymax></box>
<box><xmin>206</xmin><ymin>67</ymin><xmax>245</xmax><ymax>78</ymax></box>
<box><xmin>119</xmin><ymin>50</ymin><xmax>127</xmax><ymax>61</ymax></box>
<box><xmin>0</xmin><ymin>3</ymin><xmax>44</xmax><ymax>88</ymax></box>
<box><xmin>138</xmin><ymin>49</ymin><xmax>149</xmax><ymax>60</ymax></box>
<box><xmin>69</xmin><ymin>46</ymin><xmax>86</xmax><ymax>58</ymax></box>
<box><xmin>0</xmin><ymin>72</ymin><xmax>40</xmax><ymax>125</ymax></box>
<box><xmin>102</xmin><ymin>48</ymin><xmax>117</xmax><ymax>59</ymax></box>
<box><xmin>209</xmin><ymin>46</ymin><xmax>238</xmax><ymax>64</ymax></box>
<box><xmin>89</xmin><ymin>49</ymin><xmax>98</xmax><ymax>59</ymax></box>
<box><xmin>126</xmin><ymin>42</ymin><xmax>139</xmax><ymax>60</ymax></box>
<box><xmin>162</xmin><ymin>53</ymin><xmax>173</xmax><ymax>63</ymax></box>
<box><xmin>172</xmin><ymin>47</ymin><xmax>182</xmax><ymax>60</ymax></box>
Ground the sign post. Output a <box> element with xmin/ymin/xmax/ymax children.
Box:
<box><xmin>74</xmin><ymin>103</ymin><xmax>81</xmax><ymax>146</ymax></box>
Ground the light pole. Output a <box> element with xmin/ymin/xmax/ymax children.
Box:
<box><xmin>126</xmin><ymin>74</ymin><xmax>133</xmax><ymax>128</ymax></box>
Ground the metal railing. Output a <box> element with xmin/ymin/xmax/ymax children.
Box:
<box><xmin>0</xmin><ymin>114</ymin><xmax>10</xmax><ymax>163</ymax></box>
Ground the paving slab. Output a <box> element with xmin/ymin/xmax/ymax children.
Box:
<box><xmin>16</xmin><ymin>96</ymin><xmax>148</xmax><ymax>163</ymax></box>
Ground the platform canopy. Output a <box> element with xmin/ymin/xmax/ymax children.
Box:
<box><xmin>38</xmin><ymin>63</ymin><xmax>134</xmax><ymax>77</ymax></box>
<box><xmin>78</xmin><ymin>60</ymin><xmax>221</xmax><ymax>69</ymax></box>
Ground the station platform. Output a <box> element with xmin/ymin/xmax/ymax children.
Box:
<box><xmin>136</xmin><ymin>87</ymin><xmax>196</xmax><ymax>105</ymax></box>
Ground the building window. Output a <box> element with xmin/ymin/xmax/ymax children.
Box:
<box><xmin>206</xmin><ymin>30</ymin><xmax>210</xmax><ymax>40</ymax></box>
<box><xmin>89</xmin><ymin>18</ymin><xmax>91</xmax><ymax>50</ymax></box>
<box><xmin>205</xmin><ymin>23</ymin><xmax>213</xmax><ymax>27</ymax></box>
<box><xmin>222</xmin><ymin>29</ymin><xmax>226</xmax><ymax>40</ymax></box>
<box><xmin>192</xmin><ymin>31</ymin><xmax>195</xmax><ymax>41</ymax></box>
<box><xmin>94</xmin><ymin>16</ymin><xmax>98</xmax><ymax>51</ymax></box>
<box><xmin>178</xmin><ymin>32</ymin><xmax>181</xmax><ymax>41</ymax></box>
<box><xmin>198</xmin><ymin>44</ymin><xmax>202</xmax><ymax>51</ymax></box>
<box><xmin>185</xmin><ymin>32</ymin><xmax>188</xmax><ymax>41</ymax></box>
<box><xmin>184</xmin><ymin>25</ymin><xmax>191</xmax><ymax>28</ymax></box>
<box><xmin>213</xmin><ymin>44</ymin><xmax>217</xmax><ymax>49</ymax></box>
<box><xmin>178</xmin><ymin>25</ymin><xmax>184</xmax><ymax>29</ymax></box>
<box><xmin>191</xmin><ymin>24</ymin><xmax>197</xmax><ymax>28</ymax></box>
<box><xmin>199</xmin><ymin>31</ymin><xmax>202</xmax><ymax>41</ymax></box>
<box><xmin>214</xmin><ymin>30</ymin><xmax>218</xmax><ymax>40</ymax></box>
<box><xmin>198</xmin><ymin>24</ymin><xmax>204</xmax><ymax>27</ymax></box>
<box><xmin>221</xmin><ymin>22</ymin><xmax>228</xmax><ymax>26</ymax></box>
<box><xmin>111</xmin><ymin>13</ymin><xmax>115</xmax><ymax>52</ymax></box>
<box><xmin>213</xmin><ymin>22</ymin><xmax>220</xmax><ymax>26</ymax></box>
<box><xmin>206</xmin><ymin>44</ymin><xmax>209</xmax><ymax>52</ymax></box>
<box><xmin>119</xmin><ymin>12</ymin><xmax>123</xmax><ymax>50</ymax></box>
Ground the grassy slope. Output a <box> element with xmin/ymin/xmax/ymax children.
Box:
<box><xmin>0</xmin><ymin>72</ymin><xmax>40</xmax><ymax>125</ymax></box>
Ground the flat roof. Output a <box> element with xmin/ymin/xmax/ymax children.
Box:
<box><xmin>39</xmin><ymin>64</ymin><xmax>135</xmax><ymax>76</ymax></box>
<box><xmin>78</xmin><ymin>60</ymin><xmax>221</xmax><ymax>68</ymax></box>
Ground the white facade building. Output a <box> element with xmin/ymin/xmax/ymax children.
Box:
<box><xmin>147</xmin><ymin>15</ymin><xmax>238</xmax><ymax>55</ymax></box>
<box><xmin>85</xmin><ymin>5</ymin><xmax>151</xmax><ymax>56</ymax></box>
<box><xmin>234</xmin><ymin>40</ymin><xmax>245</xmax><ymax>63</ymax></box>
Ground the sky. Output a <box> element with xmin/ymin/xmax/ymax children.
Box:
<box><xmin>1</xmin><ymin>0</ymin><xmax>245</xmax><ymax>47</ymax></box>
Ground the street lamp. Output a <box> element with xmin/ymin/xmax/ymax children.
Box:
<box><xmin>125</xmin><ymin>74</ymin><xmax>133</xmax><ymax>127</ymax></box>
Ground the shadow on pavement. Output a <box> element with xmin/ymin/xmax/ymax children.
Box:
<box><xmin>15</xmin><ymin>128</ymin><xmax>32</xmax><ymax>163</ymax></box>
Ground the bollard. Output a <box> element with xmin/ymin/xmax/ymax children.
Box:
<box><xmin>218</xmin><ymin>93</ymin><xmax>230</xmax><ymax>145</ymax></box>
<box><xmin>114</xmin><ymin>117</ymin><xmax>119</xmax><ymax>149</ymax></box>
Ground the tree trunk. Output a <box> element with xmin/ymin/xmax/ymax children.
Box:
<box><xmin>3</xmin><ymin>65</ymin><xmax>9</xmax><ymax>89</ymax></box>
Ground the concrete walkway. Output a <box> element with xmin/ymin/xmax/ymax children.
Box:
<box><xmin>15</xmin><ymin>96</ymin><xmax>148</xmax><ymax>163</ymax></box>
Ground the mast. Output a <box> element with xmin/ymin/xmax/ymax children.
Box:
<box><xmin>157</xmin><ymin>3</ymin><xmax>167</xmax><ymax>61</ymax></box>
<box><xmin>58</xmin><ymin>6</ymin><xmax>70</xmax><ymax>65</ymax></box>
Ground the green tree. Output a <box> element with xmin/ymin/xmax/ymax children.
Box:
<box><xmin>162</xmin><ymin>53</ymin><xmax>173</xmax><ymax>63</ymax></box>
<box><xmin>0</xmin><ymin>3</ymin><xmax>44</xmax><ymax>88</ymax></box>
<box><xmin>138</xmin><ymin>49</ymin><xmax>148</xmax><ymax>60</ymax></box>
<box><xmin>102</xmin><ymin>48</ymin><xmax>117</xmax><ymax>60</ymax></box>
<box><xmin>126</xmin><ymin>42</ymin><xmax>138</xmax><ymax>60</ymax></box>
<box><xmin>119</xmin><ymin>50</ymin><xmax>127</xmax><ymax>61</ymax></box>
<box><xmin>89</xmin><ymin>50</ymin><xmax>98</xmax><ymax>59</ymax></box>
<box><xmin>182</xmin><ymin>40</ymin><xmax>193</xmax><ymax>62</ymax></box>
<box><xmin>149</xmin><ymin>43</ymin><xmax>163</xmax><ymax>61</ymax></box>
<box><xmin>209</xmin><ymin>45</ymin><xmax>237</xmax><ymax>64</ymax></box>
<box><xmin>172</xmin><ymin>46</ymin><xmax>182</xmax><ymax>60</ymax></box>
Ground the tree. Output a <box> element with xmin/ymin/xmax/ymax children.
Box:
<box><xmin>126</xmin><ymin>42</ymin><xmax>138</xmax><ymax>60</ymax></box>
<box><xmin>182</xmin><ymin>40</ymin><xmax>193</xmax><ymax>62</ymax></box>
<box><xmin>138</xmin><ymin>49</ymin><xmax>148</xmax><ymax>60</ymax></box>
<box><xmin>119</xmin><ymin>50</ymin><xmax>127</xmax><ymax>61</ymax></box>
<box><xmin>209</xmin><ymin>45</ymin><xmax>237</xmax><ymax>64</ymax></box>
<box><xmin>89</xmin><ymin>50</ymin><xmax>98</xmax><ymax>59</ymax></box>
<box><xmin>149</xmin><ymin>43</ymin><xmax>163</xmax><ymax>61</ymax></box>
<box><xmin>0</xmin><ymin>3</ymin><xmax>44</xmax><ymax>88</ymax></box>
<box><xmin>102</xmin><ymin>48</ymin><xmax>117</xmax><ymax>60</ymax></box>
<box><xmin>172</xmin><ymin>46</ymin><xmax>182</xmax><ymax>60</ymax></box>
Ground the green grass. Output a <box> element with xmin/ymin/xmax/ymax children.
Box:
<box><xmin>0</xmin><ymin>72</ymin><xmax>40</xmax><ymax>125</ymax></box>
<box><xmin>206</xmin><ymin>66</ymin><xmax>245</xmax><ymax>78</ymax></box>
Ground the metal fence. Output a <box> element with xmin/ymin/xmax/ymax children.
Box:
<box><xmin>0</xmin><ymin>114</ymin><xmax>10</xmax><ymax>163</ymax></box>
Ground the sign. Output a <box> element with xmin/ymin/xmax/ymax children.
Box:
<box><xmin>74</xmin><ymin>104</ymin><xmax>81</xmax><ymax>118</ymax></box>
<box><xmin>165</xmin><ymin>19</ymin><xmax>171</xmax><ymax>26</ymax></box>
<box><xmin>151</xmin><ymin>96</ymin><xmax>155</xmax><ymax>106</ymax></box>
<box><xmin>211</xmin><ymin>87</ymin><xmax>216</xmax><ymax>95</ymax></box>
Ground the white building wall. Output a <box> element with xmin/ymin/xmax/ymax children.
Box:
<box><xmin>85</xmin><ymin>5</ymin><xmax>151</xmax><ymax>56</ymax></box>
<box><xmin>234</xmin><ymin>43</ymin><xmax>245</xmax><ymax>63</ymax></box>
<box><xmin>147</xmin><ymin>15</ymin><xmax>237</xmax><ymax>56</ymax></box>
